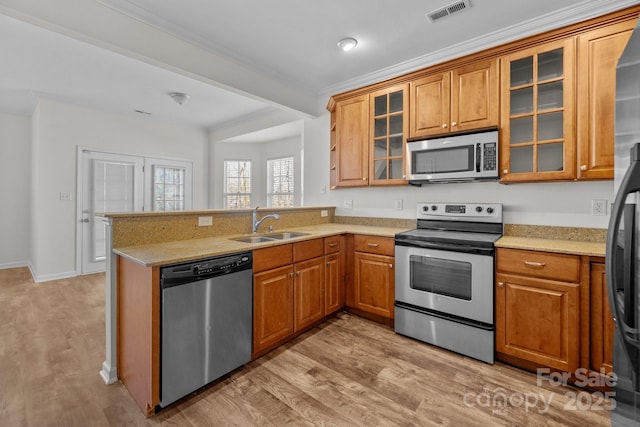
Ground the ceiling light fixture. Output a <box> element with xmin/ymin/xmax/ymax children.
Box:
<box><xmin>169</xmin><ymin>92</ymin><xmax>190</xmax><ymax>105</ymax></box>
<box><xmin>337</xmin><ymin>37</ymin><xmax>358</xmax><ymax>52</ymax></box>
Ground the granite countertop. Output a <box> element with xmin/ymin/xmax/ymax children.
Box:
<box><xmin>495</xmin><ymin>236</ymin><xmax>606</xmax><ymax>257</ymax></box>
<box><xmin>113</xmin><ymin>223</ymin><xmax>410</xmax><ymax>267</ymax></box>
<box><xmin>495</xmin><ymin>224</ymin><xmax>606</xmax><ymax>257</ymax></box>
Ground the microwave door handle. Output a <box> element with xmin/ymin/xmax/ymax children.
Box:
<box><xmin>606</xmin><ymin>144</ymin><xmax>640</xmax><ymax>356</ymax></box>
<box><xmin>475</xmin><ymin>144</ymin><xmax>481</xmax><ymax>173</ymax></box>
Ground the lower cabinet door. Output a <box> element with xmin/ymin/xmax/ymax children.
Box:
<box><xmin>353</xmin><ymin>252</ymin><xmax>394</xmax><ymax>318</ymax></box>
<box><xmin>325</xmin><ymin>252</ymin><xmax>345</xmax><ymax>314</ymax></box>
<box><xmin>496</xmin><ymin>273</ymin><xmax>579</xmax><ymax>372</ymax></box>
<box><xmin>253</xmin><ymin>265</ymin><xmax>294</xmax><ymax>355</ymax></box>
<box><xmin>294</xmin><ymin>257</ymin><xmax>325</xmax><ymax>332</ymax></box>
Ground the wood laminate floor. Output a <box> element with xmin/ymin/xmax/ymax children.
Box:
<box><xmin>0</xmin><ymin>267</ymin><xmax>612</xmax><ymax>426</ymax></box>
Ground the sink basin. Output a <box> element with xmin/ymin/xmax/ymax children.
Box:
<box><xmin>264</xmin><ymin>232</ymin><xmax>310</xmax><ymax>240</ymax></box>
<box><xmin>229</xmin><ymin>231</ymin><xmax>309</xmax><ymax>244</ymax></box>
<box><xmin>230</xmin><ymin>236</ymin><xmax>278</xmax><ymax>244</ymax></box>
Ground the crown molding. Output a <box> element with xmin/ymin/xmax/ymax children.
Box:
<box><xmin>319</xmin><ymin>0</ymin><xmax>639</xmax><ymax>99</ymax></box>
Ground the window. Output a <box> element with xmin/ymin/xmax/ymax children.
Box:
<box><xmin>224</xmin><ymin>160</ymin><xmax>252</xmax><ymax>208</ymax></box>
<box><xmin>152</xmin><ymin>165</ymin><xmax>186</xmax><ymax>211</ymax></box>
<box><xmin>267</xmin><ymin>156</ymin><xmax>294</xmax><ymax>207</ymax></box>
<box><xmin>145</xmin><ymin>157</ymin><xmax>192</xmax><ymax>211</ymax></box>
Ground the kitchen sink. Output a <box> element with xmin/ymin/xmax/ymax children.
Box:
<box><xmin>229</xmin><ymin>236</ymin><xmax>278</xmax><ymax>244</ymax></box>
<box><xmin>229</xmin><ymin>231</ymin><xmax>309</xmax><ymax>244</ymax></box>
<box><xmin>264</xmin><ymin>231</ymin><xmax>310</xmax><ymax>239</ymax></box>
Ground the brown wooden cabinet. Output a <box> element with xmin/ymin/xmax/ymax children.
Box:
<box><xmin>410</xmin><ymin>59</ymin><xmax>498</xmax><ymax>138</ymax></box>
<box><xmin>500</xmin><ymin>38</ymin><xmax>576</xmax><ymax>182</ymax></box>
<box><xmin>253</xmin><ymin>264</ymin><xmax>294</xmax><ymax>355</ymax></box>
<box><xmin>577</xmin><ymin>20</ymin><xmax>635</xmax><ymax>180</ymax></box>
<box><xmin>589</xmin><ymin>261</ymin><xmax>614</xmax><ymax>375</ymax></box>
<box><xmin>252</xmin><ymin>244</ymin><xmax>294</xmax><ymax>357</ymax></box>
<box><xmin>293</xmin><ymin>257</ymin><xmax>325</xmax><ymax>332</ymax></box>
<box><xmin>253</xmin><ymin>238</ymin><xmax>329</xmax><ymax>357</ymax></box>
<box><xmin>495</xmin><ymin>248</ymin><xmax>580</xmax><ymax>372</ymax></box>
<box><xmin>351</xmin><ymin>235</ymin><xmax>395</xmax><ymax>320</ymax></box>
<box><xmin>369</xmin><ymin>84</ymin><xmax>408</xmax><ymax>185</ymax></box>
<box><xmin>324</xmin><ymin>235</ymin><xmax>345</xmax><ymax>314</ymax></box>
<box><xmin>334</xmin><ymin>94</ymin><xmax>370</xmax><ymax>187</ymax></box>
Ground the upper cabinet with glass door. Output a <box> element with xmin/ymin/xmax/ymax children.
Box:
<box><xmin>370</xmin><ymin>84</ymin><xmax>408</xmax><ymax>185</ymax></box>
<box><xmin>500</xmin><ymin>39</ymin><xmax>576</xmax><ymax>182</ymax></box>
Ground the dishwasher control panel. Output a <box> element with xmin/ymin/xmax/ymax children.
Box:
<box><xmin>193</xmin><ymin>254</ymin><xmax>251</xmax><ymax>275</ymax></box>
<box><xmin>161</xmin><ymin>252</ymin><xmax>253</xmax><ymax>289</ymax></box>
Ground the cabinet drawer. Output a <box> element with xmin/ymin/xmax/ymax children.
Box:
<box><xmin>496</xmin><ymin>248</ymin><xmax>580</xmax><ymax>283</ymax></box>
<box><xmin>293</xmin><ymin>239</ymin><xmax>324</xmax><ymax>263</ymax></box>
<box><xmin>253</xmin><ymin>244</ymin><xmax>293</xmax><ymax>273</ymax></box>
<box><xmin>354</xmin><ymin>235</ymin><xmax>394</xmax><ymax>256</ymax></box>
<box><xmin>324</xmin><ymin>235</ymin><xmax>343</xmax><ymax>254</ymax></box>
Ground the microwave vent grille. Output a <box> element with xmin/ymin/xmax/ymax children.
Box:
<box><xmin>426</xmin><ymin>0</ymin><xmax>471</xmax><ymax>23</ymax></box>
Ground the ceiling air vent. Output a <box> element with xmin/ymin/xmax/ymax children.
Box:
<box><xmin>426</xmin><ymin>0</ymin><xmax>472</xmax><ymax>23</ymax></box>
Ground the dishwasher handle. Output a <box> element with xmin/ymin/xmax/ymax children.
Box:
<box><xmin>161</xmin><ymin>252</ymin><xmax>252</xmax><ymax>289</ymax></box>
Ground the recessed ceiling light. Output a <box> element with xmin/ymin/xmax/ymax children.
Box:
<box><xmin>337</xmin><ymin>37</ymin><xmax>358</xmax><ymax>52</ymax></box>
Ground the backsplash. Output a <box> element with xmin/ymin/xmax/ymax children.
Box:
<box><xmin>503</xmin><ymin>224</ymin><xmax>607</xmax><ymax>242</ymax></box>
<box><xmin>106</xmin><ymin>207</ymin><xmax>336</xmax><ymax>248</ymax></box>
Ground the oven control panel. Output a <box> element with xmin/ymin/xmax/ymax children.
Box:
<box><xmin>417</xmin><ymin>202</ymin><xmax>502</xmax><ymax>222</ymax></box>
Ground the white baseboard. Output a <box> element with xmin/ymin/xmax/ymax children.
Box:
<box><xmin>100</xmin><ymin>361</ymin><xmax>118</xmax><ymax>384</ymax></box>
<box><xmin>28</xmin><ymin>263</ymin><xmax>78</xmax><ymax>283</ymax></box>
<box><xmin>0</xmin><ymin>260</ymin><xmax>29</xmax><ymax>270</ymax></box>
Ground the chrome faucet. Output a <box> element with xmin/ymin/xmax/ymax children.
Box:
<box><xmin>252</xmin><ymin>207</ymin><xmax>280</xmax><ymax>233</ymax></box>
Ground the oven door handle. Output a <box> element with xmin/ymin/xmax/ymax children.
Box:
<box><xmin>395</xmin><ymin>239</ymin><xmax>494</xmax><ymax>256</ymax></box>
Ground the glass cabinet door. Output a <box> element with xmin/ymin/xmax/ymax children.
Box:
<box><xmin>370</xmin><ymin>84</ymin><xmax>408</xmax><ymax>185</ymax></box>
<box><xmin>502</xmin><ymin>39</ymin><xmax>575</xmax><ymax>181</ymax></box>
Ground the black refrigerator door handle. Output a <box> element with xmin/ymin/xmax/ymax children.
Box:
<box><xmin>606</xmin><ymin>144</ymin><xmax>640</xmax><ymax>355</ymax></box>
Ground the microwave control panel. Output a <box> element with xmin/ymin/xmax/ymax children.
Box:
<box><xmin>482</xmin><ymin>143</ymin><xmax>497</xmax><ymax>171</ymax></box>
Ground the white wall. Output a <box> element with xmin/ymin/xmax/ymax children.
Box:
<box><xmin>0</xmin><ymin>112</ymin><xmax>31</xmax><ymax>268</ymax></box>
<box><xmin>303</xmin><ymin>112</ymin><xmax>615</xmax><ymax>229</ymax></box>
<box><xmin>30</xmin><ymin>98</ymin><xmax>208</xmax><ymax>281</ymax></box>
<box><xmin>211</xmin><ymin>136</ymin><xmax>302</xmax><ymax>208</ymax></box>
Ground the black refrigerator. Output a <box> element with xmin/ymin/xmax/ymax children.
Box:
<box><xmin>607</xmin><ymin>16</ymin><xmax>640</xmax><ymax>427</ymax></box>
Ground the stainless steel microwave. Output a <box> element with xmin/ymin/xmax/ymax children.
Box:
<box><xmin>406</xmin><ymin>128</ymin><xmax>499</xmax><ymax>184</ymax></box>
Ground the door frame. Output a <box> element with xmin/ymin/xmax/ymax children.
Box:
<box><xmin>76</xmin><ymin>147</ymin><xmax>145</xmax><ymax>275</ymax></box>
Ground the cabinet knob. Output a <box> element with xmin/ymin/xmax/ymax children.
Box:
<box><xmin>442</xmin><ymin>123</ymin><xmax>447</xmax><ymax>128</ymax></box>
<box><xmin>363</xmin><ymin>177</ymin><xmax>367</xmax><ymax>181</ymax></box>
<box><xmin>289</xmin><ymin>273</ymin><xmax>294</xmax><ymax>278</ymax></box>
<box><xmin>296</xmin><ymin>271</ymin><xmax>301</xmax><ymax>276</ymax></box>
<box><xmin>497</xmin><ymin>282</ymin><xmax>504</xmax><ymax>288</ymax></box>
<box><xmin>451</xmin><ymin>121</ymin><xmax>457</xmax><ymax>127</ymax></box>
<box><xmin>580</xmin><ymin>165</ymin><xmax>587</xmax><ymax>171</ymax></box>
<box><xmin>502</xmin><ymin>169</ymin><xmax>508</xmax><ymax>174</ymax></box>
<box><xmin>402</xmin><ymin>175</ymin><xmax>406</xmax><ymax>179</ymax></box>
<box><xmin>388</xmin><ymin>264</ymin><xmax>393</xmax><ymax>269</ymax></box>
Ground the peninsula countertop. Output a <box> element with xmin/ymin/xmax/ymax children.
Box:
<box><xmin>112</xmin><ymin>223</ymin><xmax>410</xmax><ymax>267</ymax></box>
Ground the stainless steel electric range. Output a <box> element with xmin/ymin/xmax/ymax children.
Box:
<box><xmin>394</xmin><ymin>202</ymin><xmax>503</xmax><ymax>364</ymax></box>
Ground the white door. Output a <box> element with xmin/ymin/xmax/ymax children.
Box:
<box><xmin>79</xmin><ymin>150</ymin><xmax>144</xmax><ymax>274</ymax></box>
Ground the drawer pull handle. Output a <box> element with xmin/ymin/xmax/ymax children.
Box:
<box><xmin>367</xmin><ymin>243</ymin><xmax>379</xmax><ymax>247</ymax></box>
<box><xmin>524</xmin><ymin>261</ymin><xmax>546</xmax><ymax>268</ymax></box>
<box><xmin>329</xmin><ymin>243</ymin><xmax>338</xmax><ymax>247</ymax></box>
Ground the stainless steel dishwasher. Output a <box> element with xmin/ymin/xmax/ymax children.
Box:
<box><xmin>159</xmin><ymin>251</ymin><xmax>252</xmax><ymax>408</ymax></box>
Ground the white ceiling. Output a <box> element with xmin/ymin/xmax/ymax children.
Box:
<box><xmin>0</xmin><ymin>0</ymin><xmax>637</xmax><ymax>135</ymax></box>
